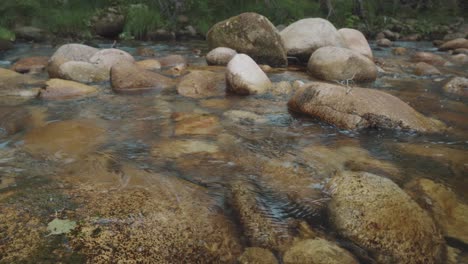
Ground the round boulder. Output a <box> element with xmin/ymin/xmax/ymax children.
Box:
<box><xmin>207</xmin><ymin>12</ymin><xmax>287</xmax><ymax>67</ymax></box>
<box><xmin>413</xmin><ymin>62</ymin><xmax>441</xmax><ymax>76</ymax></box>
<box><xmin>307</xmin><ymin>46</ymin><xmax>377</xmax><ymax>82</ymax></box>
<box><xmin>206</xmin><ymin>47</ymin><xmax>237</xmax><ymax>66</ymax></box>
<box><xmin>283</xmin><ymin>239</ymin><xmax>358</xmax><ymax>264</ymax></box>
<box><xmin>338</xmin><ymin>28</ymin><xmax>373</xmax><ymax>58</ymax></box>
<box><xmin>226</xmin><ymin>54</ymin><xmax>271</xmax><ymax>95</ymax></box>
<box><xmin>89</xmin><ymin>48</ymin><xmax>135</xmax><ymax>71</ymax></box>
<box><xmin>39</xmin><ymin>79</ymin><xmax>97</xmax><ymax>100</ymax></box>
<box><xmin>439</xmin><ymin>38</ymin><xmax>468</xmax><ymax>51</ymax></box>
<box><xmin>328</xmin><ymin>171</ymin><xmax>446</xmax><ymax>264</ymax></box>
<box><xmin>280</xmin><ymin>18</ymin><xmax>346</xmax><ymax>62</ymax></box>
<box><xmin>377</xmin><ymin>38</ymin><xmax>393</xmax><ymax>47</ymax></box>
<box><xmin>48</xmin><ymin>44</ymin><xmax>99</xmax><ymax>78</ymax></box>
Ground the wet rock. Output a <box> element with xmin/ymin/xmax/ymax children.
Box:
<box><xmin>392</xmin><ymin>47</ymin><xmax>407</xmax><ymax>55</ymax></box>
<box><xmin>158</xmin><ymin>54</ymin><xmax>187</xmax><ymax>68</ymax></box>
<box><xmin>375</xmin><ymin>32</ymin><xmax>385</xmax><ymax>40</ymax></box>
<box><xmin>177</xmin><ymin>70</ymin><xmax>224</xmax><ymax>98</ymax></box>
<box><xmin>451</xmin><ymin>53</ymin><xmax>468</xmax><ymax>64</ymax></box>
<box><xmin>328</xmin><ymin>171</ymin><xmax>446</xmax><ymax>264</ymax></box>
<box><xmin>443</xmin><ymin>77</ymin><xmax>468</xmax><ymax>98</ymax></box>
<box><xmin>172</xmin><ymin>112</ymin><xmax>221</xmax><ymax>136</ymax></box>
<box><xmin>39</xmin><ymin>79</ymin><xmax>97</xmax><ymax>99</ymax></box>
<box><xmin>338</xmin><ymin>28</ymin><xmax>373</xmax><ymax>58</ymax></box>
<box><xmin>14</xmin><ymin>26</ymin><xmax>47</xmax><ymax>42</ymax></box>
<box><xmin>89</xmin><ymin>48</ymin><xmax>135</xmax><ymax>71</ymax></box>
<box><xmin>439</xmin><ymin>38</ymin><xmax>468</xmax><ymax>51</ymax></box>
<box><xmin>226</xmin><ymin>54</ymin><xmax>271</xmax><ymax>95</ymax></box>
<box><xmin>136</xmin><ymin>59</ymin><xmax>161</xmax><ymax>71</ymax></box>
<box><xmin>91</xmin><ymin>7</ymin><xmax>125</xmax><ymax>38</ymax></box>
<box><xmin>413</xmin><ymin>62</ymin><xmax>441</xmax><ymax>76</ymax></box>
<box><xmin>207</xmin><ymin>12</ymin><xmax>287</xmax><ymax>67</ymax></box>
<box><xmin>238</xmin><ymin>248</ymin><xmax>278</xmax><ymax>264</ymax></box>
<box><xmin>152</xmin><ymin>139</ymin><xmax>219</xmax><ymax>159</ymax></box>
<box><xmin>223</xmin><ymin>110</ymin><xmax>268</xmax><ymax>125</ymax></box>
<box><xmin>283</xmin><ymin>238</ymin><xmax>358</xmax><ymax>264</ymax></box>
<box><xmin>0</xmin><ymin>106</ymin><xmax>33</xmax><ymax>137</ymax></box>
<box><xmin>0</xmin><ymin>68</ymin><xmax>43</xmax><ymax>92</ymax></box>
<box><xmin>259</xmin><ymin>64</ymin><xmax>273</xmax><ymax>72</ymax></box>
<box><xmin>110</xmin><ymin>61</ymin><xmax>174</xmax><ymax>93</ymax></box>
<box><xmin>48</xmin><ymin>44</ymin><xmax>99</xmax><ymax>78</ymax></box>
<box><xmin>280</xmin><ymin>18</ymin><xmax>345</xmax><ymax>62</ymax></box>
<box><xmin>135</xmin><ymin>46</ymin><xmax>156</xmax><ymax>57</ymax></box>
<box><xmin>377</xmin><ymin>38</ymin><xmax>393</xmax><ymax>47</ymax></box>
<box><xmin>271</xmin><ymin>81</ymin><xmax>293</xmax><ymax>96</ymax></box>
<box><xmin>162</xmin><ymin>64</ymin><xmax>188</xmax><ymax>77</ymax></box>
<box><xmin>411</xmin><ymin>52</ymin><xmax>447</xmax><ymax>66</ymax></box>
<box><xmin>206</xmin><ymin>47</ymin><xmax>237</xmax><ymax>66</ymax></box>
<box><xmin>406</xmin><ymin>178</ymin><xmax>468</xmax><ymax>245</ymax></box>
<box><xmin>11</xmin><ymin>56</ymin><xmax>49</xmax><ymax>74</ymax></box>
<box><xmin>58</xmin><ymin>61</ymin><xmax>109</xmax><ymax>83</ymax></box>
<box><xmin>288</xmin><ymin>82</ymin><xmax>445</xmax><ymax>132</ymax></box>
<box><xmin>307</xmin><ymin>46</ymin><xmax>377</xmax><ymax>83</ymax></box>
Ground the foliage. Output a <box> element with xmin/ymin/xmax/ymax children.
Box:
<box><xmin>123</xmin><ymin>4</ymin><xmax>164</xmax><ymax>39</ymax></box>
<box><xmin>0</xmin><ymin>26</ymin><xmax>15</xmax><ymax>41</ymax></box>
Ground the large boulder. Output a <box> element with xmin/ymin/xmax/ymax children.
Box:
<box><xmin>89</xmin><ymin>48</ymin><xmax>135</xmax><ymax>71</ymax></box>
<box><xmin>283</xmin><ymin>239</ymin><xmax>358</xmax><ymax>264</ymax></box>
<box><xmin>91</xmin><ymin>7</ymin><xmax>125</xmax><ymax>38</ymax></box>
<box><xmin>11</xmin><ymin>56</ymin><xmax>49</xmax><ymax>74</ymax></box>
<box><xmin>177</xmin><ymin>70</ymin><xmax>224</xmax><ymax>98</ymax></box>
<box><xmin>38</xmin><ymin>79</ymin><xmax>97</xmax><ymax>100</ymax></box>
<box><xmin>280</xmin><ymin>18</ymin><xmax>346</xmax><ymax>61</ymax></box>
<box><xmin>328</xmin><ymin>171</ymin><xmax>446</xmax><ymax>264</ymax></box>
<box><xmin>110</xmin><ymin>61</ymin><xmax>174</xmax><ymax>93</ymax></box>
<box><xmin>307</xmin><ymin>46</ymin><xmax>377</xmax><ymax>82</ymax></box>
<box><xmin>206</xmin><ymin>47</ymin><xmax>237</xmax><ymax>66</ymax></box>
<box><xmin>48</xmin><ymin>44</ymin><xmax>99</xmax><ymax>78</ymax></box>
<box><xmin>442</xmin><ymin>77</ymin><xmax>468</xmax><ymax>98</ymax></box>
<box><xmin>288</xmin><ymin>82</ymin><xmax>445</xmax><ymax>133</ymax></box>
<box><xmin>226</xmin><ymin>54</ymin><xmax>271</xmax><ymax>95</ymax></box>
<box><xmin>439</xmin><ymin>38</ymin><xmax>468</xmax><ymax>51</ymax></box>
<box><xmin>207</xmin><ymin>12</ymin><xmax>287</xmax><ymax>67</ymax></box>
<box><xmin>338</xmin><ymin>28</ymin><xmax>373</xmax><ymax>58</ymax></box>
<box><xmin>58</xmin><ymin>61</ymin><xmax>109</xmax><ymax>83</ymax></box>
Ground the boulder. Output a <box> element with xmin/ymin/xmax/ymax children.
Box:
<box><xmin>136</xmin><ymin>59</ymin><xmax>161</xmax><ymax>71</ymax></box>
<box><xmin>14</xmin><ymin>26</ymin><xmax>47</xmax><ymax>42</ymax></box>
<box><xmin>307</xmin><ymin>46</ymin><xmax>377</xmax><ymax>82</ymax></box>
<box><xmin>89</xmin><ymin>48</ymin><xmax>135</xmax><ymax>71</ymax></box>
<box><xmin>283</xmin><ymin>239</ymin><xmax>358</xmax><ymax>264</ymax></box>
<box><xmin>207</xmin><ymin>12</ymin><xmax>287</xmax><ymax>67</ymax></box>
<box><xmin>377</xmin><ymin>38</ymin><xmax>393</xmax><ymax>47</ymax></box>
<box><xmin>39</xmin><ymin>79</ymin><xmax>97</xmax><ymax>99</ymax></box>
<box><xmin>91</xmin><ymin>7</ymin><xmax>125</xmax><ymax>38</ymax></box>
<box><xmin>110</xmin><ymin>61</ymin><xmax>174</xmax><ymax>93</ymax></box>
<box><xmin>206</xmin><ymin>47</ymin><xmax>237</xmax><ymax>66</ymax></box>
<box><xmin>328</xmin><ymin>171</ymin><xmax>446</xmax><ymax>264</ymax></box>
<box><xmin>439</xmin><ymin>38</ymin><xmax>468</xmax><ymax>51</ymax></box>
<box><xmin>288</xmin><ymin>82</ymin><xmax>445</xmax><ymax>132</ymax></box>
<box><xmin>280</xmin><ymin>18</ymin><xmax>345</xmax><ymax>61</ymax></box>
<box><xmin>453</xmin><ymin>48</ymin><xmax>468</xmax><ymax>55</ymax></box>
<box><xmin>442</xmin><ymin>77</ymin><xmax>468</xmax><ymax>98</ymax></box>
<box><xmin>413</xmin><ymin>62</ymin><xmax>441</xmax><ymax>76</ymax></box>
<box><xmin>158</xmin><ymin>54</ymin><xmax>187</xmax><ymax>68</ymax></box>
<box><xmin>48</xmin><ymin>44</ymin><xmax>99</xmax><ymax>78</ymax></box>
<box><xmin>411</xmin><ymin>52</ymin><xmax>447</xmax><ymax>66</ymax></box>
<box><xmin>238</xmin><ymin>248</ymin><xmax>278</xmax><ymax>264</ymax></box>
<box><xmin>338</xmin><ymin>28</ymin><xmax>373</xmax><ymax>58</ymax></box>
<box><xmin>11</xmin><ymin>56</ymin><xmax>49</xmax><ymax>74</ymax></box>
<box><xmin>226</xmin><ymin>54</ymin><xmax>271</xmax><ymax>95</ymax></box>
<box><xmin>451</xmin><ymin>53</ymin><xmax>468</xmax><ymax>64</ymax></box>
<box><xmin>177</xmin><ymin>70</ymin><xmax>224</xmax><ymax>98</ymax></box>
<box><xmin>58</xmin><ymin>61</ymin><xmax>109</xmax><ymax>83</ymax></box>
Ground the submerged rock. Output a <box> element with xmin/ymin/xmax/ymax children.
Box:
<box><xmin>338</xmin><ymin>28</ymin><xmax>373</xmax><ymax>58</ymax></box>
<box><xmin>206</xmin><ymin>47</ymin><xmax>237</xmax><ymax>66</ymax></box>
<box><xmin>442</xmin><ymin>77</ymin><xmax>468</xmax><ymax>98</ymax></box>
<box><xmin>152</xmin><ymin>139</ymin><xmax>219</xmax><ymax>159</ymax></box>
<box><xmin>172</xmin><ymin>112</ymin><xmax>221</xmax><ymax>136</ymax></box>
<box><xmin>177</xmin><ymin>70</ymin><xmax>224</xmax><ymax>98</ymax></box>
<box><xmin>207</xmin><ymin>12</ymin><xmax>287</xmax><ymax>67</ymax></box>
<box><xmin>39</xmin><ymin>79</ymin><xmax>97</xmax><ymax>99</ymax></box>
<box><xmin>280</xmin><ymin>18</ymin><xmax>345</xmax><ymax>62</ymax></box>
<box><xmin>283</xmin><ymin>238</ymin><xmax>358</xmax><ymax>264</ymax></box>
<box><xmin>328</xmin><ymin>171</ymin><xmax>446</xmax><ymax>264</ymax></box>
<box><xmin>307</xmin><ymin>46</ymin><xmax>377</xmax><ymax>82</ymax></box>
<box><xmin>238</xmin><ymin>248</ymin><xmax>278</xmax><ymax>264</ymax></box>
<box><xmin>226</xmin><ymin>54</ymin><xmax>271</xmax><ymax>95</ymax></box>
<box><xmin>288</xmin><ymin>82</ymin><xmax>445</xmax><ymax>132</ymax></box>
<box><xmin>11</xmin><ymin>56</ymin><xmax>49</xmax><ymax>74</ymax></box>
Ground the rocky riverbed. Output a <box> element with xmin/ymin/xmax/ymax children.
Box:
<box><xmin>0</xmin><ymin>13</ymin><xmax>467</xmax><ymax>264</ymax></box>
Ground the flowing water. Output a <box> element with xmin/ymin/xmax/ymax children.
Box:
<box><xmin>0</xmin><ymin>40</ymin><xmax>467</xmax><ymax>263</ymax></box>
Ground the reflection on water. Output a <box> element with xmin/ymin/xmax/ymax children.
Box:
<box><xmin>0</xmin><ymin>40</ymin><xmax>467</xmax><ymax>263</ymax></box>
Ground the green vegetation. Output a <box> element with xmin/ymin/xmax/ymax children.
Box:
<box><xmin>0</xmin><ymin>0</ymin><xmax>466</xmax><ymax>40</ymax></box>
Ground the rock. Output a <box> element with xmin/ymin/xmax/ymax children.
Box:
<box><xmin>442</xmin><ymin>77</ymin><xmax>468</xmax><ymax>98</ymax></box>
<box><xmin>14</xmin><ymin>26</ymin><xmax>47</xmax><ymax>42</ymax></box>
<box><xmin>375</xmin><ymin>32</ymin><xmax>385</xmax><ymax>40</ymax></box>
<box><xmin>453</xmin><ymin>48</ymin><xmax>468</xmax><ymax>55</ymax></box>
<box><xmin>283</xmin><ymin>239</ymin><xmax>358</xmax><ymax>264</ymax></box>
<box><xmin>135</xmin><ymin>47</ymin><xmax>156</xmax><ymax>57</ymax></box>
<box><xmin>177</xmin><ymin>70</ymin><xmax>224</xmax><ymax>98</ymax></box>
<box><xmin>338</xmin><ymin>28</ymin><xmax>373</xmax><ymax>58</ymax></box>
<box><xmin>451</xmin><ymin>53</ymin><xmax>468</xmax><ymax>64</ymax></box>
<box><xmin>0</xmin><ymin>107</ymin><xmax>34</xmax><ymax>137</ymax></box>
<box><xmin>223</xmin><ymin>110</ymin><xmax>268</xmax><ymax>125</ymax></box>
<box><xmin>439</xmin><ymin>38</ymin><xmax>468</xmax><ymax>51</ymax></box>
<box><xmin>207</xmin><ymin>12</ymin><xmax>287</xmax><ymax>67</ymax></box>
<box><xmin>307</xmin><ymin>46</ymin><xmax>377</xmax><ymax>82</ymax></box>
<box><xmin>136</xmin><ymin>59</ymin><xmax>161</xmax><ymax>71</ymax></box>
<box><xmin>259</xmin><ymin>64</ymin><xmax>272</xmax><ymax>72</ymax></box>
<box><xmin>206</xmin><ymin>47</ymin><xmax>237</xmax><ymax>66</ymax></box>
<box><xmin>411</xmin><ymin>52</ymin><xmax>447</xmax><ymax>66</ymax></box>
<box><xmin>172</xmin><ymin>112</ymin><xmax>221</xmax><ymax>136</ymax></box>
<box><xmin>11</xmin><ymin>56</ymin><xmax>49</xmax><ymax>74</ymax></box>
<box><xmin>226</xmin><ymin>54</ymin><xmax>271</xmax><ymax>95</ymax></box>
<box><xmin>91</xmin><ymin>7</ymin><xmax>125</xmax><ymax>38</ymax></box>
<box><xmin>89</xmin><ymin>48</ymin><xmax>135</xmax><ymax>71</ymax></box>
<box><xmin>413</xmin><ymin>62</ymin><xmax>441</xmax><ymax>76</ymax></box>
<box><xmin>402</xmin><ymin>33</ymin><xmax>421</xmax><ymax>41</ymax></box>
<box><xmin>39</xmin><ymin>79</ymin><xmax>97</xmax><ymax>99</ymax></box>
<box><xmin>377</xmin><ymin>38</ymin><xmax>393</xmax><ymax>47</ymax></box>
<box><xmin>59</xmin><ymin>61</ymin><xmax>109</xmax><ymax>83</ymax></box>
<box><xmin>162</xmin><ymin>64</ymin><xmax>188</xmax><ymax>77</ymax></box>
<box><xmin>288</xmin><ymin>82</ymin><xmax>445</xmax><ymax>132</ymax></box>
<box><xmin>238</xmin><ymin>248</ymin><xmax>278</xmax><ymax>264</ymax></box>
<box><xmin>152</xmin><ymin>139</ymin><xmax>219</xmax><ymax>159</ymax></box>
<box><xmin>406</xmin><ymin>178</ymin><xmax>468</xmax><ymax>245</ymax></box>
<box><xmin>271</xmin><ymin>81</ymin><xmax>292</xmax><ymax>96</ymax></box>
<box><xmin>0</xmin><ymin>39</ymin><xmax>13</xmax><ymax>51</ymax></box>
<box><xmin>328</xmin><ymin>171</ymin><xmax>446</xmax><ymax>264</ymax></box>
<box><xmin>158</xmin><ymin>54</ymin><xmax>187</xmax><ymax>68</ymax></box>
<box><xmin>280</xmin><ymin>18</ymin><xmax>345</xmax><ymax>61</ymax></box>
<box><xmin>48</xmin><ymin>44</ymin><xmax>99</xmax><ymax>78</ymax></box>
<box><xmin>0</xmin><ymin>68</ymin><xmax>43</xmax><ymax>92</ymax></box>
<box><xmin>147</xmin><ymin>29</ymin><xmax>176</xmax><ymax>41</ymax></box>
<box><xmin>383</xmin><ymin>29</ymin><xmax>399</xmax><ymax>41</ymax></box>
<box><xmin>392</xmin><ymin>47</ymin><xmax>407</xmax><ymax>55</ymax></box>
<box><xmin>110</xmin><ymin>61</ymin><xmax>174</xmax><ymax>93</ymax></box>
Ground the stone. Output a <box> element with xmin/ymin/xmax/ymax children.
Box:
<box><xmin>158</xmin><ymin>54</ymin><xmax>187</xmax><ymax>68</ymax></box>
<box><xmin>136</xmin><ymin>59</ymin><xmax>161</xmax><ymax>71</ymax></box>
<box><xmin>91</xmin><ymin>7</ymin><xmax>125</xmax><ymax>38</ymax></box>
<box><xmin>328</xmin><ymin>171</ymin><xmax>446</xmax><ymax>264</ymax></box>
<box><xmin>48</xmin><ymin>44</ymin><xmax>99</xmax><ymax>78</ymax></box>
<box><xmin>451</xmin><ymin>53</ymin><xmax>468</xmax><ymax>64</ymax></box>
<box><xmin>89</xmin><ymin>48</ymin><xmax>135</xmax><ymax>71</ymax></box>
<box><xmin>413</xmin><ymin>62</ymin><xmax>441</xmax><ymax>76</ymax></box>
<box><xmin>58</xmin><ymin>61</ymin><xmax>109</xmax><ymax>83</ymax></box>
<box><xmin>439</xmin><ymin>38</ymin><xmax>468</xmax><ymax>51</ymax></box>
<box><xmin>238</xmin><ymin>248</ymin><xmax>278</xmax><ymax>264</ymax></box>
<box><xmin>171</xmin><ymin>112</ymin><xmax>221</xmax><ymax>136</ymax></box>
<box><xmin>14</xmin><ymin>26</ymin><xmax>47</xmax><ymax>42</ymax></box>
<box><xmin>382</xmin><ymin>29</ymin><xmax>399</xmax><ymax>40</ymax></box>
<box><xmin>226</xmin><ymin>54</ymin><xmax>271</xmax><ymax>95</ymax></box>
<box><xmin>453</xmin><ymin>48</ymin><xmax>468</xmax><ymax>55</ymax></box>
<box><xmin>39</xmin><ymin>79</ymin><xmax>97</xmax><ymax>99</ymax></box>
<box><xmin>442</xmin><ymin>77</ymin><xmax>468</xmax><ymax>98</ymax></box>
<box><xmin>110</xmin><ymin>61</ymin><xmax>174</xmax><ymax>93</ymax></box>
<box><xmin>307</xmin><ymin>46</ymin><xmax>377</xmax><ymax>82</ymax></box>
<box><xmin>338</xmin><ymin>28</ymin><xmax>373</xmax><ymax>58</ymax></box>
<box><xmin>207</xmin><ymin>12</ymin><xmax>287</xmax><ymax>67</ymax></box>
<box><xmin>280</xmin><ymin>18</ymin><xmax>345</xmax><ymax>61</ymax></box>
<box><xmin>283</xmin><ymin>239</ymin><xmax>358</xmax><ymax>264</ymax></box>
<box><xmin>377</xmin><ymin>38</ymin><xmax>393</xmax><ymax>47</ymax></box>
<box><xmin>177</xmin><ymin>70</ymin><xmax>224</xmax><ymax>98</ymax></box>
<box><xmin>11</xmin><ymin>56</ymin><xmax>49</xmax><ymax>74</ymax></box>
<box><xmin>152</xmin><ymin>139</ymin><xmax>219</xmax><ymax>159</ymax></box>
<box><xmin>411</xmin><ymin>52</ymin><xmax>447</xmax><ymax>66</ymax></box>
<box><xmin>288</xmin><ymin>82</ymin><xmax>445</xmax><ymax>133</ymax></box>
<box><xmin>206</xmin><ymin>47</ymin><xmax>237</xmax><ymax>66</ymax></box>
<box><xmin>135</xmin><ymin>47</ymin><xmax>156</xmax><ymax>57</ymax></box>
<box><xmin>392</xmin><ymin>47</ymin><xmax>407</xmax><ymax>55</ymax></box>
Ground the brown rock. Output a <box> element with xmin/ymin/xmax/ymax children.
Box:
<box><xmin>283</xmin><ymin>239</ymin><xmax>358</xmax><ymax>264</ymax></box>
<box><xmin>206</xmin><ymin>47</ymin><xmax>237</xmax><ymax>66</ymax></box>
<box><xmin>177</xmin><ymin>70</ymin><xmax>224</xmax><ymax>98</ymax></box>
<box><xmin>411</xmin><ymin>52</ymin><xmax>447</xmax><ymax>66</ymax></box>
<box><xmin>413</xmin><ymin>62</ymin><xmax>441</xmax><ymax>76</ymax></box>
<box><xmin>39</xmin><ymin>79</ymin><xmax>97</xmax><ymax>99</ymax></box>
<box><xmin>135</xmin><ymin>46</ymin><xmax>156</xmax><ymax>57</ymax></box>
<box><xmin>136</xmin><ymin>59</ymin><xmax>162</xmax><ymax>71</ymax></box>
<box><xmin>58</xmin><ymin>61</ymin><xmax>109</xmax><ymax>83</ymax></box>
<box><xmin>392</xmin><ymin>47</ymin><xmax>407</xmax><ymax>56</ymax></box>
<box><xmin>439</xmin><ymin>38</ymin><xmax>468</xmax><ymax>51</ymax></box>
<box><xmin>443</xmin><ymin>77</ymin><xmax>468</xmax><ymax>98</ymax></box>
<box><xmin>377</xmin><ymin>38</ymin><xmax>393</xmax><ymax>47</ymax></box>
<box><xmin>158</xmin><ymin>54</ymin><xmax>187</xmax><ymax>68</ymax></box>
<box><xmin>338</xmin><ymin>28</ymin><xmax>373</xmax><ymax>58</ymax></box>
<box><xmin>11</xmin><ymin>56</ymin><xmax>49</xmax><ymax>74</ymax></box>
<box><xmin>238</xmin><ymin>248</ymin><xmax>278</xmax><ymax>264</ymax></box>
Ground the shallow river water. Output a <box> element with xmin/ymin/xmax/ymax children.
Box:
<box><xmin>0</xmin><ymin>40</ymin><xmax>467</xmax><ymax>263</ymax></box>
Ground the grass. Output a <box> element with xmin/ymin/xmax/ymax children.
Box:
<box><xmin>123</xmin><ymin>4</ymin><xmax>164</xmax><ymax>39</ymax></box>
